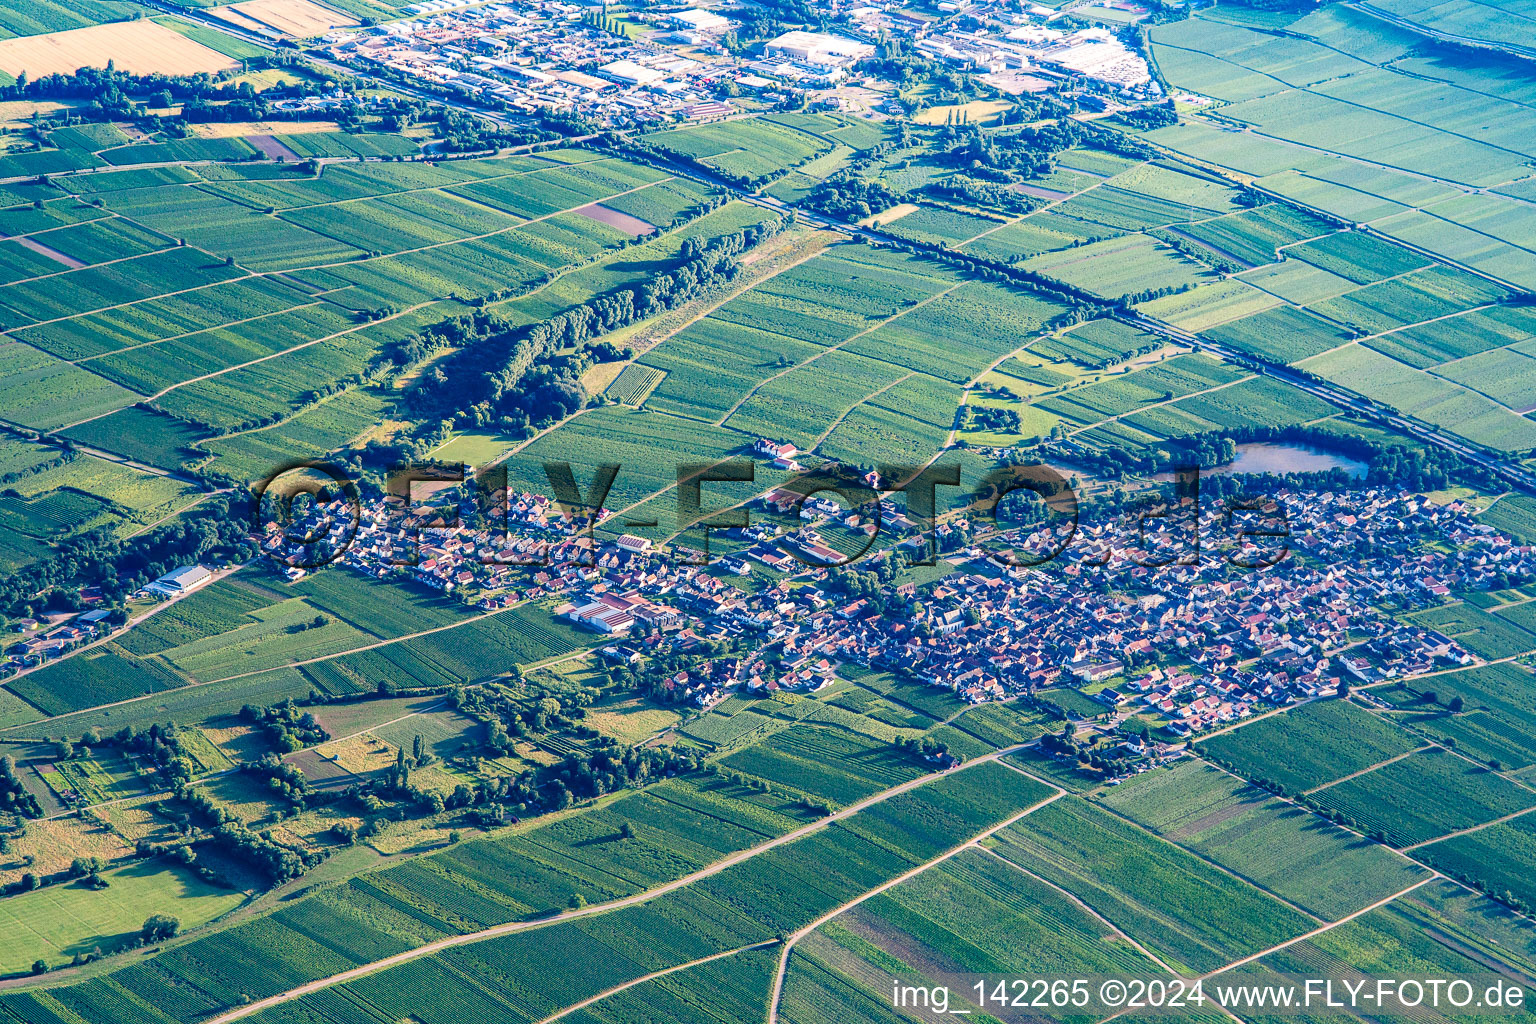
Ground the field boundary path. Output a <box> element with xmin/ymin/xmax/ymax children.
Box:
<box><xmin>764</xmin><ymin>787</ymin><xmax>1068</xmax><ymax>1024</ymax></box>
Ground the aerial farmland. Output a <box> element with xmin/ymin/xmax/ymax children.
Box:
<box><xmin>0</xmin><ymin>0</ymin><xmax>1532</xmax><ymax>1021</ymax></box>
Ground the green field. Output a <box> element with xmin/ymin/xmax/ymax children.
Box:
<box><xmin>1101</xmin><ymin>759</ymin><xmax>1430</xmax><ymax>917</ymax></box>
<box><xmin>0</xmin><ymin>861</ymin><xmax>245</xmax><ymax>974</ymax></box>
<box><xmin>987</xmin><ymin>797</ymin><xmax>1312</xmax><ymax>972</ymax></box>
<box><xmin>1197</xmin><ymin>699</ymin><xmax>1421</xmax><ymax>794</ymax></box>
<box><xmin>1310</xmin><ymin>748</ymin><xmax>1536</xmax><ymax>847</ymax></box>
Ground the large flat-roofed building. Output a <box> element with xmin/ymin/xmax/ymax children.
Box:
<box><xmin>599</xmin><ymin>58</ymin><xmax>665</xmax><ymax>85</ymax></box>
<box><xmin>764</xmin><ymin>30</ymin><xmax>874</xmax><ymax>71</ymax></box>
<box><xmin>144</xmin><ymin>565</ymin><xmax>215</xmax><ymax>598</ymax></box>
<box><xmin>669</xmin><ymin>8</ymin><xmax>730</xmax><ymax>32</ymax></box>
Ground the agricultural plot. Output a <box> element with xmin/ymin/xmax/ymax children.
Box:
<box><xmin>200</xmin><ymin>388</ymin><xmax>387</xmax><ymax>481</ymax></box>
<box><xmin>784</xmin><ymin>847</ymin><xmax>1158</xmax><ymax>1023</ymax></box>
<box><xmin>947</xmin><ymin>701</ymin><xmax>1054</xmax><ymax>748</ymax></box>
<box><xmin>0</xmin><ymin>456</ymin><xmax>199</xmax><ymax>541</ymax></box>
<box><xmin>818</xmin><ymin>387</ymin><xmax>957</xmax><ymax>469</ymax></box>
<box><xmin>36</xmin><ymin>217</ymin><xmax>169</xmax><ymax>266</ymax></box>
<box><xmin>151</xmin><ymin>313</ymin><xmax>404</xmax><ymax>431</ymax></box>
<box><xmin>1163</xmin><ymin>374</ymin><xmax>1334</xmax><ymax>430</ymax></box>
<box><xmin>719</xmin><ymin>720</ymin><xmax>928</xmax><ymax>806</ymax></box>
<box><xmin>604</xmin><ymin>364</ymin><xmax>666</xmax><ymax>406</ymax></box>
<box><xmin>1366</xmin><ymin>305</ymin><xmax>1536</xmax><ymax>369</ymax></box>
<box><xmin>500</xmin><ymin>405</ymin><xmax>746</xmax><ymax>515</ymax></box>
<box><xmin>1196</xmin><ymin>698</ymin><xmax>1420</xmax><ymax>793</ymax></box>
<box><xmin>62</xmin><ymin>406</ymin><xmax>212</xmax><ymax>471</ymax></box>
<box><xmin>1399</xmin><ymin>878</ymin><xmax>1536</xmax><ymax>979</ymax></box>
<box><xmin>724</xmin><ymin>350</ymin><xmax>907</xmax><ymax>450</ymax></box>
<box><xmin>0</xmin><ymin>861</ymin><xmax>245</xmax><ymax>975</ymax></box>
<box><xmin>1019</xmin><ymin>233</ymin><xmax>1218</xmax><ymax>300</ymax></box>
<box><xmin>1100</xmin><ymin>759</ymin><xmax>1430</xmax><ymax>918</ymax></box>
<box><xmin>1203</xmin><ymin>305</ymin><xmax>1353</xmax><ymax>364</ymax></box>
<box><xmin>119</xmin><ymin>580</ymin><xmax>279</xmax><ymax>657</ymax></box>
<box><xmin>1373</xmin><ymin>206</ymin><xmax>1536</xmax><ymax>290</ymax></box>
<box><xmin>1250</xmin><ymin>890</ymin><xmax>1533</xmax><ymax>1024</ymax></box>
<box><xmin>87</xmin><ymin>303</ymin><xmax>356</xmax><ymax>394</ymax></box>
<box><xmin>290</xmin><ymin>569</ymin><xmax>468</xmax><ymax>639</ymax></box>
<box><xmin>1436</xmin><ymin>348</ymin><xmax>1536</xmax><ymax>412</ymax></box>
<box><xmin>281</xmin><ymin>189</ymin><xmax>524</xmax><ymax>255</ymax></box>
<box><xmin>7</xmin><ymin>643</ymin><xmax>188</xmax><ymax>715</ymax></box>
<box><xmin>99</xmin><ymin>137</ymin><xmax>258</xmax><ymax>166</ymax></box>
<box><xmin>1236</xmin><ymin>260</ymin><xmax>1357</xmax><ymax>305</ymax></box>
<box><xmin>1286</xmin><ymin>232</ymin><xmax>1431</xmax><ymax>285</ymax></box>
<box><xmin>1375</xmin><ymin>662</ymin><xmax>1536</xmax><ymax>772</ymax></box>
<box><xmin>879</xmin><ymin>205</ymin><xmax>1004</xmax><ymax>245</ymax></box>
<box><xmin>987</xmin><ymin>797</ymin><xmax>1311</xmax><ymax>973</ymax></box>
<box><xmin>1419</xmin><ymin>812</ymin><xmax>1536</xmax><ymax>910</ymax></box>
<box><xmin>13</xmin><ymin>274</ymin><xmax>315</xmax><ymax>361</ymax></box>
<box><xmin>1039</xmin><ymin>354</ymin><xmax>1243</xmax><ymax>424</ymax></box>
<box><xmin>449</xmin><ymin>158</ymin><xmax>667</xmax><ymax>219</ymax></box>
<box><xmin>1311</xmin><ymin>748</ymin><xmax>1536</xmax><ymax>847</ymax></box>
<box><xmin>1216</xmin><ymin>87</ymin><xmax>1529</xmax><ymax>186</ymax></box>
<box><xmin>565</xmin><ymin>947</ymin><xmax>777</xmax><ymax>1024</ymax></box>
<box><xmin>643</xmin><ymin>248</ymin><xmax>953</xmax><ymax>420</ymax></box>
<box><xmin>0</xmin><ymin>341</ymin><xmax>137</xmax><ymax>430</ymax></box>
<box><xmin>1392</xmin><ymin>707</ymin><xmax>1536</xmax><ymax>773</ymax></box>
<box><xmin>102</xmin><ymin>188</ymin><xmax>364</xmax><ymax>271</ymax></box>
<box><xmin>274</xmin><ymin>132</ymin><xmax>420</xmax><ymax>159</ymax></box>
<box><xmin>1301</xmin><ymin>346</ymin><xmax>1536</xmax><ymax>453</ymax></box>
<box><xmin>961</xmin><ymin>215</ymin><xmax>1100</xmax><ymax>263</ymax></box>
<box><xmin>1482</xmin><ymin>494</ymin><xmax>1536</xmax><ymax>544</ymax></box>
<box><xmin>1409</xmin><ymin>601</ymin><xmax>1536</xmax><ymax>660</ymax></box>
<box><xmin>846</xmin><ymin>280</ymin><xmax>1070</xmax><ymax>384</ymax></box>
<box><xmin>1179</xmin><ymin>203</ymin><xmax>1331</xmax><ymax>265</ymax></box>
<box><xmin>400</xmin><ymin>603</ymin><xmax>594</xmax><ymax>676</ymax></box>
<box><xmin>0</xmin><ymin>0</ymin><xmax>140</xmax><ymax>38</ymax></box>
<box><xmin>153</xmin><ymin>597</ymin><xmax>374</xmax><ymax>680</ymax></box>
<box><xmin>645</xmin><ymin>117</ymin><xmax>832</xmax><ymax>182</ymax></box>
<box><xmin>1137</xmin><ymin>278</ymin><xmax>1282</xmax><ymax>332</ymax></box>
<box><xmin>0</xmin><ymin>762</ymin><xmax>1069</xmax><ymax>1021</ymax></box>
<box><xmin>0</xmin><ymin>244</ymin><xmax>246</xmax><ymax>322</ymax></box>
<box><xmin>1056</xmin><ymin>185</ymin><xmax>1222</xmax><ymax>233</ymax></box>
<box><xmin>1309</xmin><ymin>265</ymin><xmax>1510</xmax><ymax>336</ymax></box>
<box><xmin>0</xmin><ymin>19</ymin><xmax>235</xmax><ymax>79</ymax></box>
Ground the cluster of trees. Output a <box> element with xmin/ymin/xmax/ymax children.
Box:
<box><xmin>248</xmin><ymin>755</ymin><xmax>313</xmax><ymax>810</ymax></box>
<box><xmin>209</xmin><ymin>821</ymin><xmax>318</xmax><ymax>883</ymax></box>
<box><xmin>859</xmin><ymin>37</ymin><xmax>979</xmax><ymax>100</ymax></box>
<box><xmin>95</xmin><ymin>723</ymin><xmax>199</xmax><ymax>787</ymax></box>
<box><xmin>1150</xmin><ymin>227</ymin><xmax>1244</xmax><ymax>275</ymax></box>
<box><xmin>928</xmin><ymin>118</ymin><xmax>1152</xmax><ymax>185</ymax></box>
<box><xmin>1051</xmin><ymin>419</ymin><xmax>1504</xmax><ymax>496</ymax></box>
<box><xmin>965</xmin><ymin>405</ymin><xmax>1023</xmax><ymax>433</ymax></box>
<box><xmin>925</xmin><ymin>177</ymin><xmax>1037</xmax><ymax>216</ymax></box>
<box><xmin>240</xmin><ymin>701</ymin><xmax>329</xmax><ymax>753</ymax></box>
<box><xmin>546</xmin><ymin>745</ymin><xmax>699</xmax><ymax>805</ymax></box>
<box><xmin>0</xmin><ymin>495</ymin><xmax>256</xmax><ymax>622</ymax></box>
<box><xmin>1</xmin><ymin>59</ymin><xmax>331</xmax><ymax>126</ymax></box>
<box><xmin>892</xmin><ymin>734</ymin><xmax>954</xmax><ymax>763</ymax></box>
<box><xmin>453</xmin><ymin>676</ymin><xmax>599</xmax><ymax>740</ymax></box>
<box><xmin>1041</xmin><ymin>725</ymin><xmax>1141</xmax><ymax>777</ymax></box>
<box><xmin>401</xmin><ymin>222</ymin><xmax>782</xmax><ymax>432</ymax></box>
<box><xmin>0</xmin><ymin>756</ymin><xmax>41</xmax><ymax>818</ymax></box>
<box><xmin>804</xmin><ymin>177</ymin><xmax>900</xmax><ymax>221</ymax></box>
